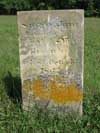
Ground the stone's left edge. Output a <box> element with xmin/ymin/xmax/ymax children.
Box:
<box><xmin>17</xmin><ymin>11</ymin><xmax>25</xmax><ymax>109</ymax></box>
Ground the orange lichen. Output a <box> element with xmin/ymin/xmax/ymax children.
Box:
<box><xmin>31</xmin><ymin>79</ymin><xmax>83</xmax><ymax>104</ymax></box>
<box><xmin>23</xmin><ymin>76</ymin><xmax>83</xmax><ymax>104</ymax></box>
<box><xmin>32</xmin><ymin>80</ymin><xmax>49</xmax><ymax>100</ymax></box>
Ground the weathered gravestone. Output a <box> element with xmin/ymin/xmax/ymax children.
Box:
<box><xmin>17</xmin><ymin>10</ymin><xmax>84</xmax><ymax>114</ymax></box>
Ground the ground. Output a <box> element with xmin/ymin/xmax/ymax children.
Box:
<box><xmin>0</xmin><ymin>16</ymin><xmax>100</xmax><ymax>132</ymax></box>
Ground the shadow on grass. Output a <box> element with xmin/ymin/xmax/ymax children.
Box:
<box><xmin>3</xmin><ymin>71</ymin><xmax>22</xmax><ymax>105</ymax></box>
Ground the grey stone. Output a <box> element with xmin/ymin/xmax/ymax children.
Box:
<box><xmin>17</xmin><ymin>10</ymin><xmax>84</xmax><ymax>114</ymax></box>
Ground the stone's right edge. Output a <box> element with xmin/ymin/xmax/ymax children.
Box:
<box><xmin>78</xmin><ymin>10</ymin><xmax>84</xmax><ymax>116</ymax></box>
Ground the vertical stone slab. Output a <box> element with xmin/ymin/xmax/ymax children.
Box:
<box><xmin>17</xmin><ymin>10</ymin><xmax>84</xmax><ymax>114</ymax></box>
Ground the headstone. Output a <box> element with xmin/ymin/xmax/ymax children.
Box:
<box><xmin>17</xmin><ymin>10</ymin><xmax>84</xmax><ymax>114</ymax></box>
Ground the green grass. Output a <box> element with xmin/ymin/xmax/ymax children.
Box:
<box><xmin>0</xmin><ymin>16</ymin><xmax>100</xmax><ymax>132</ymax></box>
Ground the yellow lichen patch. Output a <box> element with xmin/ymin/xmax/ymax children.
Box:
<box><xmin>32</xmin><ymin>80</ymin><xmax>49</xmax><ymax>100</ymax></box>
<box><xmin>32</xmin><ymin>79</ymin><xmax>83</xmax><ymax>104</ymax></box>
<box><xmin>50</xmin><ymin>87</ymin><xmax>69</xmax><ymax>104</ymax></box>
<box><xmin>65</xmin><ymin>83</ymin><xmax>83</xmax><ymax>102</ymax></box>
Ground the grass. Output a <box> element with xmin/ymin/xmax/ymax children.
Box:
<box><xmin>0</xmin><ymin>16</ymin><xmax>100</xmax><ymax>132</ymax></box>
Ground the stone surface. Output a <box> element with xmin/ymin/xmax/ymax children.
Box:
<box><xmin>17</xmin><ymin>10</ymin><xmax>84</xmax><ymax>114</ymax></box>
